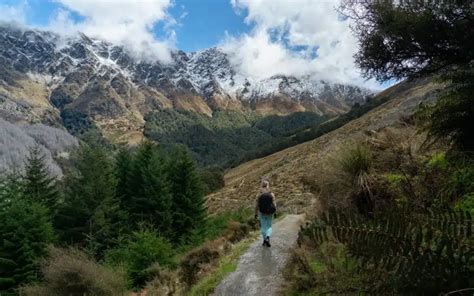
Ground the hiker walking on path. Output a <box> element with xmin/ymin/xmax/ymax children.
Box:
<box><xmin>255</xmin><ymin>179</ymin><xmax>277</xmax><ymax>247</ymax></box>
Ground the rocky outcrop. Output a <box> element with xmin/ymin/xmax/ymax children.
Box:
<box><xmin>0</xmin><ymin>118</ymin><xmax>79</xmax><ymax>176</ymax></box>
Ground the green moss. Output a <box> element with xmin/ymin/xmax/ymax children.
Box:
<box><xmin>309</xmin><ymin>260</ymin><xmax>326</xmax><ymax>273</ymax></box>
<box><xmin>202</xmin><ymin>208</ymin><xmax>254</xmax><ymax>242</ymax></box>
<box><xmin>384</xmin><ymin>173</ymin><xmax>405</xmax><ymax>185</ymax></box>
<box><xmin>428</xmin><ymin>152</ymin><xmax>448</xmax><ymax>169</ymax></box>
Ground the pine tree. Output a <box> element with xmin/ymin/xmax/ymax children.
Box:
<box><xmin>124</xmin><ymin>142</ymin><xmax>173</xmax><ymax>234</ymax></box>
<box><xmin>0</xmin><ymin>179</ymin><xmax>55</xmax><ymax>293</ymax></box>
<box><xmin>115</xmin><ymin>148</ymin><xmax>133</xmax><ymax>202</ymax></box>
<box><xmin>142</xmin><ymin>153</ymin><xmax>173</xmax><ymax>235</ymax></box>
<box><xmin>113</xmin><ymin>148</ymin><xmax>133</xmax><ymax>234</ymax></box>
<box><xmin>122</xmin><ymin>142</ymin><xmax>153</xmax><ymax>217</ymax></box>
<box><xmin>86</xmin><ymin>193</ymin><xmax>126</xmax><ymax>258</ymax></box>
<box><xmin>168</xmin><ymin>147</ymin><xmax>206</xmax><ymax>243</ymax></box>
<box><xmin>0</xmin><ymin>172</ymin><xmax>23</xmax><ymax>201</ymax></box>
<box><xmin>56</xmin><ymin>145</ymin><xmax>120</xmax><ymax>252</ymax></box>
<box><xmin>127</xmin><ymin>141</ymin><xmax>154</xmax><ymax>199</ymax></box>
<box><xmin>23</xmin><ymin>146</ymin><xmax>60</xmax><ymax>211</ymax></box>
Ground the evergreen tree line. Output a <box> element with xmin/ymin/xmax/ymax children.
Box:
<box><xmin>0</xmin><ymin>142</ymin><xmax>206</xmax><ymax>294</ymax></box>
<box><xmin>226</xmin><ymin>94</ymin><xmax>384</xmax><ymax>168</ymax></box>
<box><xmin>144</xmin><ymin>109</ymin><xmax>327</xmax><ymax>168</ymax></box>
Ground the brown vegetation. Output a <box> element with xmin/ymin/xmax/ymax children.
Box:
<box><xmin>179</xmin><ymin>242</ymin><xmax>223</xmax><ymax>287</ymax></box>
<box><xmin>207</xmin><ymin>78</ymin><xmax>443</xmax><ymax>215</ymax></box>
<box><xmin>21</xmin><ymin>247</ymin><xmax>128</xmax><ymax>296</ymax></box>
<box><xmin>142</xmin><ymin>264</ymin><xmax>179</xmax><ymax>296</ymax></box>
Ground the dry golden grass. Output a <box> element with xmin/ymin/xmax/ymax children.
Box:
<box><xmin>173</xmin><ymin>94</ymin><xmax>213</xmax><ymax>117</ymax></box>
<box><xmin>10</xmin><ymin>78</ymin><xmax>51</xmax><ymax>108</ymax></box>
<box><xmin>0</xmin><ymin>76</ymin><xmax>59</xmax><ymax>122</ymax></box>
<box><xmin>254</xmin><ymin>95</ymin><xmax>307</xmax><ymax>115</ymax></box>
<box><xmin>21</xmin><ymin>247</ymin><xmax>128</xmax><ymax>296</ymax></box>
<box><xmin>206</xmin><ymin>78</ymin><xmax>444</xmax><ymax>215</ymax></box>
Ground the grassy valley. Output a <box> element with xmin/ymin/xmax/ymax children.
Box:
<box><xmin>143</xmin><ymin>90</ymin><xmax>396</xmax><ymax>170</ymax></box>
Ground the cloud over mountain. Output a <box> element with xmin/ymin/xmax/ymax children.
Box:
<box><xmin>0</xmin><ymin>0</ymin><xmax>381</xmax><ymax>88</ymax></box>
<box><xmin>49</xmin><ymin>0</ymin><xmax>175</xmax><ymax>62</ymax></box>
<box><xmin>0</xmin><ymin>1</ymin><xmax>26</xmax><ymax>24</ymax></box>
<box><xmin>223</xmin><ymin>0</ymin><xmax>378</xmax><ymax>88</ymax></box>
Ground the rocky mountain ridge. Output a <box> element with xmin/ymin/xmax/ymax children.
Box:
<box><xmin>0</xmin><ymin>24</ymin><xmax>373</xmax><ymax>143</ymax></box>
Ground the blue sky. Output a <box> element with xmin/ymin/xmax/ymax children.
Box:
<box><xmin>0</xmin><ymin>0</ymin><xmax>250</xmax><ymax>52</ymax></box>
<box><xmin>0</xmin><ymin>0</ymin><xmax>84</xmax><ymax>27</ymax></box>
<box><xmin>163</xmin><ymin>0</ymin><xmax>250</xmax><ymax>52</ymax></box>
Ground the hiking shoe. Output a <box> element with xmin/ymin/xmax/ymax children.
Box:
<box><xmin>263</xmin><ymin>237</ymin><xmax>270</xmax><ymax>247</ymax></box>
<box><xmin>266</xmin><ymin>236</ymin><xmax>271</xmax><ymax>247</ymax></box>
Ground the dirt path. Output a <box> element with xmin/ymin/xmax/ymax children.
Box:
<box><xmin>214</xmin><ymin>214</ymin><xmax>304</xmax><ymax>296</ymax></box>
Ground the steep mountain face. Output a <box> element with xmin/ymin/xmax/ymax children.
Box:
<box><xmin>0</xmin><ymin>25</ymin><xmax>372</xmax><ymax>143</ymax></box>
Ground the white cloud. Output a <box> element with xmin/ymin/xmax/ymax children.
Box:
<box><xmin>1</xmin><ymin>0</ymin><xmax>381</xmax><ymax>88</ymax></box>
<box><xmin>0</xmin><ymin>1</ymin><xmax>27</xmax><ymax>25</ymax></box>
<box><xmin>221</xmin><ymin>29</ymin><xmax>311</xmax><ymax>79</ymax></box>
<box><xmin>223</xmin><ymin>0</ymin><xmax>380</xmax><ymax>88</ymax></box>
<box><xmin>48</xmin><ymin>0</ymin><xmax>175</xmax><ymax>62</ymax></box>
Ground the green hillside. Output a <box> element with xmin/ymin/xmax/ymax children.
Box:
<box><xmin>144</xmin><ymin>109</ymin><xmax>328</xmax><ymax>167</ymax></box>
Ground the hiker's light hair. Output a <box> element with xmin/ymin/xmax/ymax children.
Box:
<box><xmin>261</xmin><ymin>180</ymin><xmax>269</xmax><ymax>188</ymax></box>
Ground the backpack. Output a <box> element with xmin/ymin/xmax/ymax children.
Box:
<box><xmin>258</xmin><ymin>192</ymin><xmax>276</xmax><ymax>215</ymax></box>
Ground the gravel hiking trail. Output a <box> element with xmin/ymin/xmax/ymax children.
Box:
<box><xmin>214</xmin><ymin>214</ymin><xmax>304</xmax><ymax>296</ymax></box>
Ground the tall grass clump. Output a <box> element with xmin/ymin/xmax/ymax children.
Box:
<box><xmin>337</xmin><ymin>143</ymin><xmax>375</xmax><ymax>215</ymax></box>
<box><xmin>21</xmin><ymin>247</ymin><xmax>128</xmax><ymax>296</ymax></box>
<box><xmin>338</xmin><ymin>143</ymin><xmax>373</xmax><ymax>189</ymax></box>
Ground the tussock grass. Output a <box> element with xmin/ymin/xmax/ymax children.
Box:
<box><xmin>337</xmin><ymin>143</ymin><xmax>373</xmax><ymax>190</ymax></box>
<box><xmin>21</xmin><ymin>247</ymin><xmax>128</xmax><ymax>296</ymax></box>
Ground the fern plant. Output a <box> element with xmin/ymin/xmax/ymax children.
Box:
<box><xmin>301</xmin><ymin>208</ymin><xmax>474</xmax><ymax>294</ymax></box>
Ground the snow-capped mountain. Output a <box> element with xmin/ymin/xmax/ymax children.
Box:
<box><xmin>0</xmin><ymin>25</ymin><xmax>373</xmax><ymax>143</ymax></box>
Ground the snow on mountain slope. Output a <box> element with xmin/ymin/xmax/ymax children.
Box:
<box><xmin>0</xmin><ymin>24</ymin><xmax>374</xmax><ymax>141</ymax></box>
